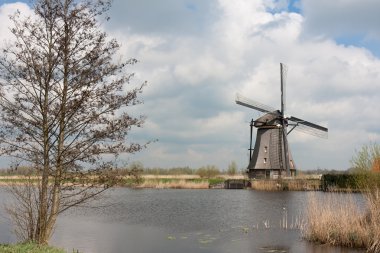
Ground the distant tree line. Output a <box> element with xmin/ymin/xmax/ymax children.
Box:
<box><xmin>0</xmin><ymin>161</ymin><xmax>244</xmax><ymax>178</ymax></box>
<box><xmin>110</xmin><ymin>161</ymin><xmax>241</xmax><ymax>178</ymax></box>
<box><xmin>299</xmin><ymin>168</ymin><xmax>350</xmax><ymax>175</ymax></box>
<box><xmin>0</xmin><ymin>166</ymin><xmax>37</xmax><ymax>176</ymax></box>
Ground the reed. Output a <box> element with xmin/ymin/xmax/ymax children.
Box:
<box><xmin>137</xmin><ymin>179</ymin><xmax>209</xmax><ymax>189</ymax></box>
<box><xmin>251</xmin><ymin>180</ymin><xmax>280</xmax><ymax>191</ymax></box>
<box><xmin>303</xmin><ymin>189</ymin><xmax>380</xmax><ymax>251</ymax></box>
<box><xmin>251</xmin><ymin>179</ymin><xmax>321</xmax><ymax>191</ymax></box>
<box><xmin>365</xmin><ymin>189</ymin><xmax>380</xmax><ymax>252</ymax></box>
<box><xmin>286</xmin><ymin>179</ymin><xmax>321</xmax><ymax>191</ymax></box>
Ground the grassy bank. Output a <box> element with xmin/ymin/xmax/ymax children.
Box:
<box><xmin>0</xmin><ymin>243</ymin><xmax>65</xmax><ymax>253</ymax></box>
<box><xmin>303</xmin><ymin>190</ymin><xmax>380</xmax><ymax>252</ymax></box>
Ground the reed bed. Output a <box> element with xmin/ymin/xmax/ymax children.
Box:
<box><xmin>251</xmin><ymin>180</ymin><xmax>281</xmax><ymax>191</ymax></box>
<box><xmin>303</xmin><ymin>189</ymin><xmax>380</xmax><ymax>252</ymax></box>
<box><xmin>365</xmin><ymin>189</ymin><xmax>380</xmax><ymax>252</ymax></box>
<box><xmin>137</xmin><ymin>179</ymin><xmax>209</xmax><ymax>189</ymax></box>
<box><xmin>251</xmin><ymin>179</ymin><xmax>321</xmax><ymax>191</ymax></box>
<box><xmin>286</xmin><ymin>179</ymin><xmax>321</xmax><ymax>191</ymax></box>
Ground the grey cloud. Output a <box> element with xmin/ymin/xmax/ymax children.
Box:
<box><xmin>104</xmin><ymin>0</ymin><xmax>380</xmax><ymax>171</ymax></box>
<box><xmin>35</xmin><ymin>0</ymin><xmax>380</xmax><ymax>171</ymax></box>
<box><xmin>301</xmin><ymin>0</ymin><xmax>380</xmax><ymax>40</ymax></box>
<box><xmin>107</xmin><ymin>0</ymin><xmax>218</xmax><ymax>35</ymax></box>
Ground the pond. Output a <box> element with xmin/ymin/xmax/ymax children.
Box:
<box><xmin>0</xmin><ymin>189</ymin><xmax>365</xmax><ymax>253</ymax></box>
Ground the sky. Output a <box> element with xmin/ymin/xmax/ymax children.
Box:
<box><xmin>0</xmin><ymin>0</ymin><xmax>380</xmax><ymax>171</ymax></box>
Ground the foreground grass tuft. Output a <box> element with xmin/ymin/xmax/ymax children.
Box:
<box><xmin>0</xmin><ymin>243</ymin><xmax>65</xmax><ymax>253</ymax></box>
<box><xmin>303</xmin><ymin>189</ymin><xmax>380</xmax><ymax>252</ymax></box>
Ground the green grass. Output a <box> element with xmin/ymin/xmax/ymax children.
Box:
<box><xmin>0</xmin><ymin>243</ymin><xmax>65</xmax><ymax>253</ymax></box>
<box><xmin>207</xmin><ymin>178</ymin><xmax>225</xmax><ymax>186</ymax></box>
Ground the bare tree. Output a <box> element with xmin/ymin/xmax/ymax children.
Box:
<box><xmin>0</xmin><ymin>0</ymin><xmax>145</xmax><ymax>244</ymax></box>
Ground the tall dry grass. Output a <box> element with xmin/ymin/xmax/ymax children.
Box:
<box><xmin>251</xmin><ymin>179</ymin><xmax>321</xmax><ymax>191</ymax></box>
<box><xmin>365</xmin><ymin>189</ymin><xmax>380</xmax><ymax>252</ymax></box>
<box><xmin>137</xmin><ymin>179</ymin><xmax>209</xmax><ymax>189</ymax></box>
<box><xmin>287</xmin><ymin>179</ymin><xmax>321</xmax><ymax>191</ymax></box>
<box><xmin>251</xmin><ymin>180</ymin><xmax>281</xmax><ymax>191</ymax></box>
<box><xmin>303</xmin><ymin>189</ymin><xmax>380</xmax><ymax>252</ymax></box>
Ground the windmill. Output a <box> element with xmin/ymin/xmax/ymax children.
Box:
<box><xmin>236</xmin><ymin>63</ymin><xmax>328</xmax><ymax>179</ymax></box>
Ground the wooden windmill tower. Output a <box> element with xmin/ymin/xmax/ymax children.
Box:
<box><xmin>236</xmin><ymin>63</ymin><xmax>328</xmax><ymax>179</ymax></box>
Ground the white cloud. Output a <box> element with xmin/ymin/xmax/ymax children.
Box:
<box><xmin>1</xmin><ymin>0</ymin><xmax>380</xmax><ymax>172</ymax></box>
<box><xmin>0</xmin><ymin>3</ymin><xmax>32</xmax><ymax>46</ymax></box>
<box><xmin>118</xmin><ymin>0</ymin><xmax>380</xmax><ymax>171</ymax></box>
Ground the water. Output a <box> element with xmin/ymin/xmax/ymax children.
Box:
<box><xmin>0</xmin><ymin>189</ymin><xmax>365</xmax><ymax>253</ymax></box>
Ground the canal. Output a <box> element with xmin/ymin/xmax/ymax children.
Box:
<box><xmin>0</xmin><ymin>189</ymin><xmax>365</xmax><ymax>253</ymax></box>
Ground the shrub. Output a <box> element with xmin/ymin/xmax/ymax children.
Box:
<box><xmin>196</xmin><ymin>165</ymin><xmax>220</xmax><ymax>178</ymax></box>
<box><xmin>321</xmin><ymin>173</ymin><xmax>380</xmax><ymax>191</ymax></box>
<box><xmin>227</xmin><ymin>161</ymin><xmax>237</xmax><ymax>176</ymax></box>
<box><xmin>351</xmin><ymin>142</ymin><xmax>380</xmax><ymax>173</ymax></box>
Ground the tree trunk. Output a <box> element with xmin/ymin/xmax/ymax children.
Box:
<box><xmin>36</xmin><ymin>83</ymin><xmax>50</xmax><ymax>244</ymax></box>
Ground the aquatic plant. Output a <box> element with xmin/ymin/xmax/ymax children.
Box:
<box><xmin>302</xmin><ymin>190</ymin><xmax>380</xmax><ymax>251</ymax></box>
<box><xmin>251</xmin><ymin>179</ymin><xmax>321</xmax><ymax>191</ymax></box>
<box><xmin>138</xmin><ymin>179</ymin><xmax>210</xmax><ymax>189</ymax></box>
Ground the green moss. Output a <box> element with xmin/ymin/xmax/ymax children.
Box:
<box><xmin>0</xmin><ymin>243</ymin><xmax>65</xmax><ymax>253</ymax></box>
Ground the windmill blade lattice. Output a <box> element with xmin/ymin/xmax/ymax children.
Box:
<box><xmin>235</xmin><ymin>93</ymin><xmax>276</xmax><ymax>114</ymax></box>
<box><xmin>288</xmin><ymin>116</ymin><xmax>328</xmax><ymax>139</ymax></box>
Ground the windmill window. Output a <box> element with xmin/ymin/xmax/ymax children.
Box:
<box><xmin>264</xmin><ymin>158</ymin><xmax>267</xmax><ymax>164</ymax></box>
<box><xmin>264</xmin><ymin>146</ymin><xmax>268</xmax><ymax>153</ymax></box>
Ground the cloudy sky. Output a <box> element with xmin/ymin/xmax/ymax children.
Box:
<box><xmin>0</xmin><ymin>0</ymin><xmax>380</xmax><ymax>171</ymax></box>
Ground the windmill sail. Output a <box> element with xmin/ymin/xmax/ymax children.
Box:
<box><xmin>288</xmin><ymin>116</ymin><xmax>328</xmax><ymax>139</ymax></box>
<box><xmin>235</xmin><ymin>94</ymin><xmax>276</xmax><ymax>114</ymax></box>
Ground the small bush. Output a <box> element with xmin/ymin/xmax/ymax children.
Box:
<box><xmin>351</xmin><ymin>142</ymin><xmax>380</xmax><ymax>173</ymax></box>
<box><xmin>227</xmin><ymin>161</ymin><xmax>237</xmax><ymax>176</ymax></box>
<box><xmin>196</xmin><ymin>165</ymin><xmax>220</xmax><ymax>178</ymax></box>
